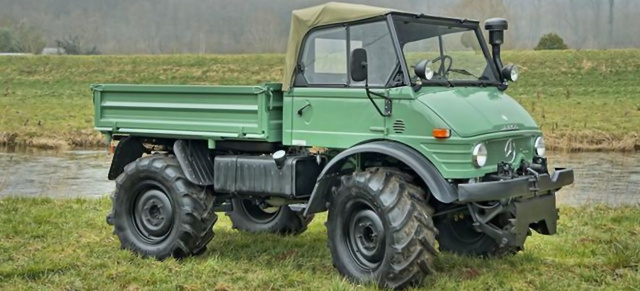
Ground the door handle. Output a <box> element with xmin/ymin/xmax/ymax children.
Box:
<box><xmin>369</xmin><ymin>126</ymin><xmax>387</xmax><ymax>133</ymax></box>
<box><xmin>297</xmin><ymin>103</ymin><xmax>311</xmax><ymax>116</ymax></box>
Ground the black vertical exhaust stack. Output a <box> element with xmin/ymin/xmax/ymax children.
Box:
<box><xmin>484</xmin><ymin>18</ymin><xmax>508</xmax><ymax>75</ymax></box>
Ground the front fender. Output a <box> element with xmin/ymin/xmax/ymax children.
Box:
<box><xmin>304</xmin><ymin>140</ymin><xmax>458</xmax><ymax>215</ymax></box>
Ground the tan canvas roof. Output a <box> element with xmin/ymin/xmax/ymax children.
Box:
<box><xmin>282</xmin><ymin>2</ymin><xmax>397</xmax><ymax>91</ymax></box>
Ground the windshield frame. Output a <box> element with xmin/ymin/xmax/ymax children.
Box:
<box><xmin>389</xmin><ymin>13</ymin><xmax>502</xmax><ymax>87</ymax></box>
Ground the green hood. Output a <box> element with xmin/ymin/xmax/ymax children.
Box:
<box><xmin>416</xmin><ymin>87</ymin><xmax>539</xmax><ymax>137</ymax></box>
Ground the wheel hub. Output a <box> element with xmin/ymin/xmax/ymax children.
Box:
<box><xmin>347</xmin><ymin>207</ymin><xmax>385</xmax><ymax>269</ymax></box>
<box><xmin>134</xmin><ymin>189</ymin><xmax>173</xmax><ymax>242</ymax></box>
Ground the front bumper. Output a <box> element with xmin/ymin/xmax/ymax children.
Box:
<box><xmin>457</xmin><ymin>167</ymin><xmax>574</xmax><ymax>203</ymax></box>
<box><xmin>456</xmin><ymin>167</ymin><xmax>574</xmax><ymax>248</ymax></box>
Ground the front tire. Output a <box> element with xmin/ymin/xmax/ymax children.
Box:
<box><xmin>227</xmin><ymin>198</ymin><xmax>313</xmax><ymax>235</ymax></box>
<box><xmin>327</xmin><ymin>168</ymin><xmax>438</xmax><ymax>289</ymax></box>
<box><xmin>110</xmin><ymin>156</ymin><xmax>217</xmax><ymax>259</ymax></box>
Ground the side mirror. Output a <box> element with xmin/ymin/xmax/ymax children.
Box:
<box><xmin>414</xmin><ymin>60</ymin><xmax>434</xmax><ymax>81</ymax></box>
<box><xmin>350</xmin><ymin>48</ymin><xmax>392</xmax><ymax>117</ymax></box>
<box><xmin>350</xmin><ymin>48</ymin><xmax>368</xmax><ymax>82</ymax></box>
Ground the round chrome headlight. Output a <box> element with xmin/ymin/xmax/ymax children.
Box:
<box><xmin>424</xmin><ymin>66</ymin><xmax>434</xmax><ymax>81</ymax></box>
<box><xmin>534</xmin><ymin>136</ymin><xmax>546</xmax><ymax>156</ymax></box>
<box><xmin>509</xmin><ymin>66</ymin><xmax>519</xmax><ymax>82</ymax></box>
<box><xmin>472</xmin><ymin>143</ymin><xmax>488</xmax><ymax>168</ymax></box>
<box><xmin>501</xmin><ymin>64</ymin><xmax>519</xmax><ymax>82</ymax></box>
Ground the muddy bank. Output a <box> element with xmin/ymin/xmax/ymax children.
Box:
<box><xmin>545</xmin><ymin>131</ymin><xmax>640</xmax><ymax>152</ymax></box>
<box><xmin>0</xmin><ymin>131</ymin><xmax>105</xmax><ymax>150</ymax></box>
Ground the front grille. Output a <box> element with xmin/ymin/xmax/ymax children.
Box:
<box><xmin>485</xmin><ymin>136</ymin><xmax>534</xmax><ymax>166</ymax></box>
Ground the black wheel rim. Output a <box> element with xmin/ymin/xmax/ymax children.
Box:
<box><xmin>131</xmin><ymin>183</ymin><xmax>174</xmax><ymax>244</ymax></box>
<box><xmin>344</xmin><ymin>199</ymin><xmax>385</xmax><ymax>271</ymax></box>
<box><xmin>239</xmin><ymin>199</ymin><xmax>281</xmax><ymax>224</ymax></box>
<box><xmin>446</xmin><ymin>212</ymin><xmax>485</xmax><ymax>244</ymax></box>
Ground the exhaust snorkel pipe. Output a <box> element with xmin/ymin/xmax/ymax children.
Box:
<box><xmin>484</xmin><ymin>18</ymin><xmax>518</xmax><ymax>90</ymax></box>
<box><xmin>485</xmin><ymin>18</ymin><xmax>508</xmax><ymax>72</ymax></box>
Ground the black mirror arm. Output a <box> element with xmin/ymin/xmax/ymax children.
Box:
<box><xmin>364</xmin><ymin>78</ymin><xmax>392</xmax><ymax>117</ymax></box>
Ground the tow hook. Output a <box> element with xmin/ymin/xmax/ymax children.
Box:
<box><xmin>526</xmin><ymin>167</ymin><xmax>540</xmax><ymax>179</ymax></box>
<box><xmin>527</xmin><ymin>167</ymin><xmax>540</xmax><ymax>192</ymax></box>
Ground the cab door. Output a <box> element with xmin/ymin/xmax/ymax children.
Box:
<box><xmin>289</xmin><ymin>20</ymin><xmax>400</xmax><ymax>149</ymax></box>
<box><xmin>291</xmin><ymin>87</ymin><xmax>386</xmax><ymax>149</ymax></box>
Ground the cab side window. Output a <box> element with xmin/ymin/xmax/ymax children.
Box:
<box><xmin>298</xmin><ymin>21</ymin><xmax>399</xmax><ymax>87</ymax></box>
<box><xmin>300</xmin><ymin>27</ymin><xmax>348</xmax><ymax>85</ymax></box>
<box><xmin>349</xmin><ymin>21</ymin><xmax>398</xmax><ymax>87</ymax></box>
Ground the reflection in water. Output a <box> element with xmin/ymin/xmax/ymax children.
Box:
<box><xmin>549</xmin><ymin>151</ymin><xmax>640</xmax><ymax>206</ymax></box>
<box><xmin>0</xmin><ymin>147</ymin><xmax>638</xmax><ymax>206</ymax></box>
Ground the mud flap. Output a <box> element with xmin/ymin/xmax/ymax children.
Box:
<box><xmin>512</xmin><ymin>194</ymin><xmax>558</xmax><ymax>246</ymax></box>
<box><xmin>174</xmin><ymin>140</ymin><xmax>215</xmax><ymax>186</ymax></box>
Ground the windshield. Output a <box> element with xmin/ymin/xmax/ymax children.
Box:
<box><xmin>394</xmin><ymin>19</ymin><xmax>498</xmax><ymax>85</ymax></box>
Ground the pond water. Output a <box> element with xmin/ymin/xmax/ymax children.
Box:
<box><xmin>0</xmin><ymin>147</ymin><xmax>638</xmax><ymax>206</ymax></box>
<box><xmin>0</xmin><ymin>147</ymin><xmax>113</xmax><ymax>198</ymax></box>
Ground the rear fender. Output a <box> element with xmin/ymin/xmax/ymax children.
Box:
<box><xmin>304</xmin><ymin>141</ymin><xmax>458</xmax><ymax>215</ymax></box>
<box><xmin>108</xmin><ymin>137</ymin><xmax>145</xmax><ymax>180</ymax></box>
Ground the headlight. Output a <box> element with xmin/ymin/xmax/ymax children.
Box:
<box><xmin>534</xmin><ymin>136</ymin><xmax>546</xmax><ymax>156</ymax></box>
<box><xmin>501</xmin><ymin>64</ymin><xmax>518</xmax><ymax>82</ymax></box>
<box><xmin>414</xmin><ymin>60</ymin><xmax>435</xmax><ymax>81</ymax></box>
<box><xmin>472</xmin><ymin>143</ymin><xmax>488</xmax><ymax>168</ymax></box>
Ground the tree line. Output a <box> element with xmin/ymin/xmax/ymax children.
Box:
<box><xmin>0</xmin><ymin>0</ymin><xmax>637</xmax><ymax>54</ymax></box>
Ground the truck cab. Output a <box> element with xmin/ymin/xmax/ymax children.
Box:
<box><xmin>284</xmin><ymin>10</ymin><xmax>539</xmax><ymax>180</ymax></box>
<box><xmin>95</xmin><ymin>3</ymin><xmax>574</xmax><ymax>289</ymax></box>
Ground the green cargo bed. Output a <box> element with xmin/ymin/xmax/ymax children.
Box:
<box><xmin>92</xmin><ymin>83</ymin><xmax>283</xmax><ymax>142</ymax></box>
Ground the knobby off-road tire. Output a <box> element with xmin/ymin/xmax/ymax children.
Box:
<box><xmin>327</xmin><ymin>167</ymin><xmax>438</xmax><ymax>290</ymax></box>
<box><xmin>109</xmin><ymin>155</ymin><xmax>217</xmax><ymax>259</ymax></box>
<box><xmin>435</xmin><ymin>207</ymin><xmax>519</xmax><ymax>257</ymax></box>
<box><xmin>227</xmin><ymin>198</ymin><xmax>313</xmax><ymax>235</ymax></box>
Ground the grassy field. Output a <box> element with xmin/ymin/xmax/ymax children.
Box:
<box><xmin>0</xmin><ymin>50</ymin><xmax>639</xmax><ymax>151</ymax></box>
<box><xmin>0</xmin><ymin>197</ymin><xmax>638</xmax><ymax>290</ymax></box>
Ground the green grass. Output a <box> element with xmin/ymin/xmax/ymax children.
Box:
<box><xmin>0</xmin><ymin>197</ymin><xmax>638</xmax><ymax>290</ymax></box>
<box><xmin>0</xmin><ymin>50</ymin><xmax>639</xmax><ymax>150</ymax></box>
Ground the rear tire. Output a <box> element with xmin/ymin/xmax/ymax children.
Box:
<box><xmin>327</xmin><ymin>168</ymin><xmax>438</xmax><ymax>289</ymax></box>
<box><xmin>227</xmin><ymin>198</ymin><xmax>313</xmax><ymax>235</ymax></box>
<box><xmin>110</xmin><ymin>155</ymin><xmax>217</xmax><ymax>259</ymax></box>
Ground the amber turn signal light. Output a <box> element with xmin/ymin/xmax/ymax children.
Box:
<box><xmin>432</xmin><ymin>128</ymin><xmax>450</xmax><ymax>139</ymax></box>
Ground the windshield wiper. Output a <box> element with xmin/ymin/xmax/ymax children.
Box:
<box><xmin>440</xmin><ymin>75</ymin><xmax>454</xmax><ymax>88</ymax></box>
<box><xmin>449</xmin><ymin>68</ymin><xmax>480</xmax><ymax>79</ymax></box>
<box><xmin>449</xmin><ymin>68</ymin><xmax>488</xmax><ymax>87</ymax></box>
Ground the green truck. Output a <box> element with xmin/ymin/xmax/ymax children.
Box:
<box><xmin>94</xmin><ymin>2</ymin><xmax>574</xmax><ymax>289</ymax></box>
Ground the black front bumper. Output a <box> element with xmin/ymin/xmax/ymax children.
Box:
<box><xmin>456</xmin><ymin>167</ymin><xmax>574</xmax><ymax>248</ymax></box>
<box><xmin>457</xmin><ymin>167</ymin><xmax>574</xmax><ymax>203</ymax></box>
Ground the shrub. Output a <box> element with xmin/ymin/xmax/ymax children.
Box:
<box><xmin>535</xmin><ymin>33</ymin><xmax>569</xmax><ymax>50</ymax></box>
<box><xmin>0</xmin><ymin>28</ymin><xmax>17</xmax><ymax>52</ymax></box>
<box><xmin>55</xmin><ymin>35</ymin><xmax>99</xmax><ymax>55</ymax></box>
<box><xmin>0</xmin><ymin>21</ymin><xmax>45</xmax><ymax>54</ymax></box>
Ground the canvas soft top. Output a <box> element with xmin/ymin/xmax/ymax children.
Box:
<box><xmin>282</xmin><ymin>2</ymin><xmax>398</xmax><ymax>91</ymax></box>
